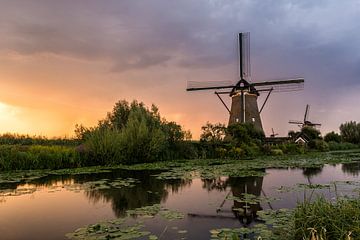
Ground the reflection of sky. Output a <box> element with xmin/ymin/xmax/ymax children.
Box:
<box><xmin>1</xmin><ymin>1</ymin><xmax>360</xmax><ymax>137</ymax></box>
<box><xmin>0</xmin><ymin>164</ymin><xmax>360</xmax><ymax>238</ymax></box>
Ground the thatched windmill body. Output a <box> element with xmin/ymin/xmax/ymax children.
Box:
<box><xmin>186</xmin><ymin>33</ymin><xmax>304</xmax><ymax>132</ymax></box>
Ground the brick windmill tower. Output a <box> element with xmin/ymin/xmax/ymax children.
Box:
<box><xmin>187</xmin><ymin>32</ymin><xmax>304</xmax><ymax>132</ymax></box>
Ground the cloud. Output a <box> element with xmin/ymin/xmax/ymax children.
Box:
<box><xmin>1</xmin><ymin>0</ymin><xmax>360</xmax><ymax>137</ymax></box>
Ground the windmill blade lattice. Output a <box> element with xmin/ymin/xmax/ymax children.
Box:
<box><xmin>252</xmin><ymin>78</ymin><xmax>304</xmax><ymax>92</ymax></box>
<box><xmin>186</xmin><ymin>80</ymin><xmax>235</xmax><ymax>91</ymax></box>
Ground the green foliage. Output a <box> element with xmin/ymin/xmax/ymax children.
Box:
<box><xmin>328</xmin><ymin>141</ymin><xmax>358</xmax><ymax>151</ymax></box>
<box><xmin>0</xmin><ymin>145</ymin><xmax>81</xmax><ymax>171</ymax></box>
<box><xmin>324</xmin><ymin>131</ymin><xmax>341</xmax><ymax>143</ymax></box>
<box><xmin>200</xmin><ymin>122</ymin><xmax>226</xmax><ymax>143</ymax></box>
<box><xmin>294</xmin><ymin>197</ymin><xmax>360</xmax><ymax>240</ymax></box>
<box><xmin>278</xmin><ymin>143</ymin><xmax>306</xmax><ymax>155</ymax></box>
<box><xmin>83</xmin><ymin>100</ymin><xmax>192</xmax><ymax>164</ymax></box>
<box><xmin>301</xmin><ymin>126</ymin><xmax>321</xmax><ymax>140</ymax></box>
<box><xmin>270</xmin><ymin>149</ymin><xmax>284</xmax><ymax>156</ymax></box>
<box><xmin>226</xmin><ymin>123</ymin><xmax>265</xmax><ymax>146</ymax></box>
<box><xmin>0</xmin><ymin>133</ymin><xmax>79</xmax><ymax>146</ymax></box>
<box><xmin>340</xmin><ymin>121</ymin><xmax>360</xmax><ymax>144</ymax></box>
<box><xmin>308</xmin><ymin>139</ymin><xmax>329</xmax><ymax>152</ymax></box>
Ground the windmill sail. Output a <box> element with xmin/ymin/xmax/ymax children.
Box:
<box><xmin>240</xmin><ymin>32</ymin><xmax>251</xmax><ymax>80</ymax></box>
<box><xmin>186</xmin><ymin>80</ymin><xmax>235</xmax><ymax>91</ymax></box>
<box><xmin>252</xmin><ymin>78</ymin><xmax>304</xmax><ymax>92</ymax></box>
<box><xmin>304</xmin><ymin>104</ymin><xmax>310</xmax><ymax>122</ymax></box>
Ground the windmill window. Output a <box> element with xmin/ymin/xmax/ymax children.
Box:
<box><xmin>236</xmin><ymin>118</ymin><xmax>239</xmax><ymax>122</ymax></box>
<box><xmin>252</xmin><ymin>117</ymin><xmax>255</xmax><ymax>122</ymax></box>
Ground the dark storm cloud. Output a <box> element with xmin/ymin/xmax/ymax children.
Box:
<box><xmin>1</xmin><ymin>0</ymin><xmax>359</xmax><ymax>80</ymax></box>
<box><xmin>1</xmin><ymin>0</ymin><xmax>360</xmax><ymax>135</ymax></box>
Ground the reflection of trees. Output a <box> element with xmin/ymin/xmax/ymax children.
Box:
<box><xmin>302</xmin><ymin>167</ymin><xmax>323</xmax><ymax>183</ymax></box>
<box><xmin>84</xmin><ymin>171</ymin><xmax>191</xmax><ymax>217</ymax></box>
<box><xmin>202</xmin><ymin>177</ymin><xmax>228</xmax><ymax>192</ymax></box>
<box><xmin>342</xmin><ymin>162</ymin><xmax>360</xmax><ymax>176</ymax></box>
<box><xmin>0</xmin><ymin>170</ymin><xmax>191</xmax><ymax>218</ymax></box>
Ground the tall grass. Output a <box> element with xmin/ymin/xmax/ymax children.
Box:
<box><xmin>0</xmin><ymin>145</ymin><xmax>83</xmax><ymax>170</ymax></box>
<box><xmin>294</xmin><ymin>197</ymin><xmax>360</xmax><ymax>240</ymax></box>
<box><xmin>0</xmin><ymin>133</ymin><xmax>79</xmax><ymax>146</ymax></box>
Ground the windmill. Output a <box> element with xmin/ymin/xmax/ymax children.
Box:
<box><xmin>289</xmin><ymin>104</ymin><xmax>321</xmax><ymax>128</ymax></box>
<box><xmin>186</xmin><ymin>32</ymin><xmax>304</xmax><ymax>132</ymax></box>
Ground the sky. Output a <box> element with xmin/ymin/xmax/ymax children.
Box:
<box><xmin>0</xmin><ymin>0</ymin><xmax>360</xmax><ymax>138</ymax></box>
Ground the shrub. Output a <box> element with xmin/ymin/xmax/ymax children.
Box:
<box><xmin>228</xmin><ymin>147</ymin><xmax>244</xmax><ymax>159</ymax></box>
<box><xmin>83</xmin><ymin>100</ymin><xmax>190</xmax><ymax>164</ymax></box>
<box><xmin>270</xmin><ymin>149</ymin><xmax>283</xmax><ymax>156</ymax></box>
<box><xmin>215</xmin><ymin>147</ymin><xmax>227</xmax><ymax>159</ymax></box>
<box><xmin>327</xmin><ymin>141</ymin><xmax>358</xmax><ymax>151</ymax></box>
<box><xmin>226</xmin><ymin>123</ymin><xmax>265</xmax><ymax>145</ymax></box>
<box><xmin>240</xmin><ymin>143</ymin><xmax>261</xmax><ymax>157</ymax></box>
<box><xmin>301</xmin><ymin>126</ymin><xmax>321</xmax><ymax>140</ymax></box>
<box><xmin>279</xmin><ymin>143</ymin><xmax>305</xmax><ymax>155</ymax></box>
<box><xmin>308</xmin><ymin>139</ymin><xmax>329</xmax><ymax>152</ymax></box>
<box><xmin>324</xmin><ymin>131</ymin><xmax>341</xmax><ymax>143</ymax></box>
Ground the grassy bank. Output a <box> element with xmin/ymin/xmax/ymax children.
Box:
<box><xmin>210</xmin><ymin>196</ymin><xmax>360</xmax><ymax>240</ymax></box>
<box><xmin>0</xmin><ymin>145</ymin><xmax>82</xmax><ymax>171</ymax></box>
<box><xmin>293</xmin><ymin>197</ymin><xmax>360</xmax><ymax>240</ymax></box>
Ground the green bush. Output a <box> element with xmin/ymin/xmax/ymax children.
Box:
<box><xmin>83</xmin><ymin>100</ymin><xmax>191</xmax><ymax>164</ymax></box>
<box><xmin>324</xmin><ymin>131</ymin><xmax>341</xmax><ymax>143</ymax></box>
<box><xmin>215</xmin><ymin>147</ymin><xmax>227</xmax><ymax>159</ymax></box>
<box><xmin>226</xmin><ymin>123</ymin><xmax>265</xmax><ymax>146</ymax></box>
<box><xmin>279</xmin><ymin>143</ymin><xmax>305</xmax><ymax>155</ymax></box>
<box><xmin>228</xmin><ymin>147</ymin><xmax>244</xmax><ymax>159</ymax></box>
<box><xmin>270</xmin><ymin>149</ymin><xmax>284</xmax><ymax>156</ymax></box>
<box><xmin>308</xmin><ymin>139</ymin><xmax>329</xmax><ymax>152</ymax></box>
<box><xmin>240</xmin><ymin>143</ymin><xmax>261</xmax><ymax>157</ymax></box>
<box><xmin>327</xmin><ymin>141</ymin><xmax>358</xmax><ymax>151</ymax></box>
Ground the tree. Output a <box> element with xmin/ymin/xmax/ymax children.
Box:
<box><xmin>226</xmin><ymin>123</ymin><xmax>265</xmax><ymax>145</ymax></box>
<box><xmin>200</xmin><ymin>122</ymin><xmax>226</xmax><ymax>143</ymax></box>
<box><xmin>80</xmin><ymin>100</ymin><xmax>192</xmax><ymax>164</ymax></box>
<box><xmin>324</xmin><ymin>131</ymin><xmax>341</xmax><ymax>143</ymax></box>
<box><xmin>301</xmin><ymin>126</ymin><xmax>321</xmax><ymax>140</ymax></box>
<box><xmin>340</xmin><ymin>121</ymin><xmax>360</xmax><ymax>144</ymax></box>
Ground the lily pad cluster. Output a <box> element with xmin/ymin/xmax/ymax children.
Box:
<box><xmin>66</xmin><ymin>222</ymin><xmax>151</xmax><ymax>240</ymax></box>
<box><xmin>66</xmin><ymin>204</ymin><xmax>185</xmax><ymax>239</ymax></box>
<box><xmin>226</xmin><ymin>193</ymin><xmax>278</xmax><ymax>205</ymax></box>
<box><xmin>83</xmin><ymin>178</ymin><xmax>139</xmax><ymax>191</ymax></box>
<box><xmin>209</xmin><ymin>209</ymin><xmax>293</xmax><ymax>240</ymax></box>
<box><xmin>126</xmin><ymin>204</ymin><xmax>184</xmax><ymax>221</ymax></box>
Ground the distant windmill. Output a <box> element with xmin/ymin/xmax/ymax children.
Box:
<box><xmin>270</xmin><ymin>128</ymin><xmax>278</xmax><ymax>138</ymax></box>
<box><xmin>289</xmin><ymin>104</ymin><xmax>321</xmax><ymax>128</ymax></box>
<box><xmin>186</xmin><ymin>32</ymin><xmax>304</xmax><ymax>132</ymax></box>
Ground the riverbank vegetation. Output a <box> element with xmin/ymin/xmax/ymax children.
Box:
<box><xmin>0</xmin><ymin>99</ymin><xmax>360</xmax><ymax>171</ymax></box>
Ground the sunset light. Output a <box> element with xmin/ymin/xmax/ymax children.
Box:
<box><xmin>1</xmin><ymin>2</ymin><xmax>360</xmax><ymax>239</ymax></box>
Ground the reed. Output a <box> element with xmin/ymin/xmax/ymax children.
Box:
<box><xmin>294</xmin><ymin>197</ymin><xmax>360</xmax><ymax>240</ymax></box>
<box><xmin>0</xmin><ymin>145</ymin><xmax>82</xmax><ymax>170</ymax></box>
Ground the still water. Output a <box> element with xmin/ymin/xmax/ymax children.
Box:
<box><xmin>1</xmin><ymin>163</ymin><xmax>359</xmax><ymax>239</ymax></box>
